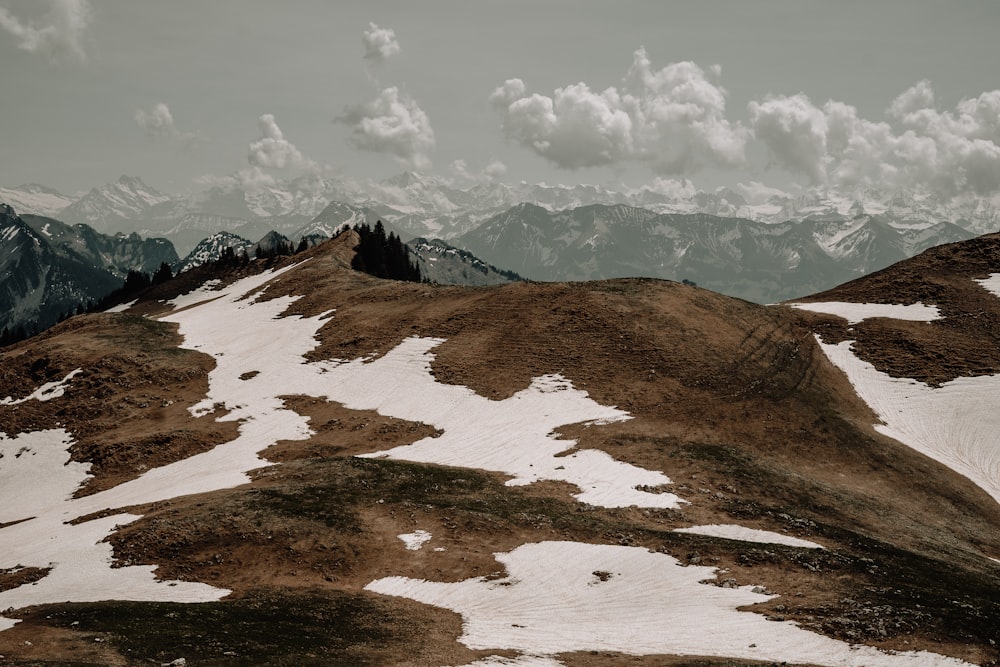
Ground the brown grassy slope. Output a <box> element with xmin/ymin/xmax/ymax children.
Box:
<box><xmin>787</xmin><ymin>232</ymin><xmax>1000</xmax><ymax>385</ymax></box>
<box><xmin>1</xmin><ymin>231</ymin><xmax>1000</xmax><ymax>665</ymax></box>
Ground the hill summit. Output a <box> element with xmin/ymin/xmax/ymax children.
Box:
<box><xmin>1</xmin><ymin>232</ymin><xmax>1000</xmax><ymax>665</ymax></box>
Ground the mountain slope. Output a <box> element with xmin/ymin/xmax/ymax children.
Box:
<box><xmin>1</xmin><ymin>232</ymin><xmax>1000</xmax><ymax>664</ymax></box>
<box><xmin>0</xmin><ymin>203</ymin><xmax>121</xmax><ymax>335</ymax></box>
<box><xmin>408</xmin><ymin>237</ymin><xmax>523</xmax><ymax>286</ymax></box>
<box><xmin>21</xmin><ymin>214</ymin><xmax>177</xmax><ymax>277</ymax></box>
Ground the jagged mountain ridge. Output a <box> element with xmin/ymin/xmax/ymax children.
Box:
<box><xmin>173</xmin><ymin>231</ymin><xmax>254</xmax><ymax>274</ymax></box>
<box><xmin>1</xmin><ymin>232</ymin><xmax>1000</xmax><ymax>664</ymax></box>
<box><xmin>455</xmin><ymin>203</ymin><xmax>973</xmax><ymax>303</ymax></box>
<box><xmin>0</xmin><ymin>204</ymin><xmax>121</xmax><ymax>334</ymax></box>
<box><xmin>22</xmin><ymin>214</ymin><xmax>177</xmax><ymax>278</ymax></box>
<box><xmin>5</xmin><ymin>173</ymin><xmax>998</xmax><ymax>254</ymax></box>
<box><xmin>0</xmin><ymin>201</ymin><xmax>177</xmax><ymax>335</ymax></box>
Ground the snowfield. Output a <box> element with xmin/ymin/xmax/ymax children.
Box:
<box><xmin>0</xmin><ymin>264</ymin><xmax>984</xmax><ymax>665</ymax></box>
<box><xmin>0</xmin><ymin>263</ymin><xmax>680</xmax><ymax>630</ymax></box>
<box><xmin>818</xmin><ymin>337</ymin><xmax>1000</xmax><ymax>507</ymax></box>
<box><xmin>673</xmin><ymin>524</ymin><xmax>825</xmax><ymax>549</ymax></box>
<box><xmin>367</xmin><ymin>541</ymin><xmax>971</xmax><ymax>666</ymax></box>
<box><xmin>787</xmin><ymin>301</ymin><xmax>942</xmax><ymax>324</ymax></box>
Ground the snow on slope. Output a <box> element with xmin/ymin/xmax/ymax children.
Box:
<box><xmin>818</xmin><ymin>338</ymin><xmax>1000</xmax><ymax>507</ymax></box>
<box><xmin>0</xmin><ymin>369</ymin><xmax>82</xmax><ymax>405</ymax></box>
<box><xmin>673</xmin><ymin>524</ymin><xmax>825</xmax><ymax>549</ymax></box>
<box><xmin>366</xmin><ymin>541</ymin><xmax>969</xmax><ymax>666</ymax></box>
<box><xmin>0</xmin><ymin>429</ymin><xmax>89</xmax><ymax>523</ymax></box>
<box><xmin>787</xmin><ymin>301</ymin><xmax>942</xmax><ymax>325</ymax></box>
<box><xmin>976</xmin><ymin>274</ymin><xmax>1000</xmax><ymax>299</ymax></box>
<box><xmin>0</xmin><ymin>261</ymin><xmax>683</xmax><ymax>630</ymax></box>
<box><xmin>399</xmin><ymin>530</ymin><xmax>433</xmax><ymax>551</ymax></box>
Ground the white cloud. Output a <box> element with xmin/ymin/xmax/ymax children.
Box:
<box><xmin>194</xmin><ymin>166</ymin><xmax>277</xmax><ymax>193</ymax></box>
<box><xmin>451</xmin><ymin>158</ymin><xmax>507</xmax><ymax>184</ymax></box>
<box><xmin>886</xmin><ymin>79</ymin><xmax>934</xmax><ymax>121</ymax></box>
<box><xmin>0</xmin><ymin>0</ymin><xmax>91</xmax><ymax>63</ymax></box>
<box><xmin>134</xmin><ymin>102</ymin><xmax>204</xmax><ymax>148</ymax></box>
<box><xmin>491</xmin><ymin>48</ymin><xmax>748</xmax><ymax>175</ymax></box>
<box><xmin>748</xmin><ymin>83</ymin><xmax>1000</xmax><ymax>198</ymax></box>
<box><xmin>484</xmin><ymin>159</ymin><xmax>507</xmax><ymax>179</ymax></box>
<box><xmin>735</xmin><ymin>180</ymin><xmax>792</xmax><ymax>205</ymax></box>
<box><xmin>337</xmin><ymin>87</ymin><xmax>435</xmax><ymax>170</ymax></box>
<box><xmin>248</xmin><ymin>114</ymin><xmax>316</xmax><ymax>171</ymax></box>
<box><xmin>747</xmin><ymin>94</ymin><xmax>829</xmax><ymax>184</ymax></box>
<box><xmin>362</xmin><ymin>22</ymin><xmax>400</xmax><ymax>64</ymax></box>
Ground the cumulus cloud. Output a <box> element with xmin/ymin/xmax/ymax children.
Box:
<box><xmin>337</xmin><ymin>86</ymin><xmax>435</xmax><ymax>170</ymax></box>
<box><xmin>195</xmin><ymin>166</ymin><xmax>278</xmax><ymax>193</ymax></box>
<box><xmin>0</xmin><ymin>0</ymin><xmax>91</xmax><ymax>63</ymax></box>
<box><xmin>490</xmin><ymin>47</ymin><xmax>748</xmax><ymax>175</ymax></box>
<box><xmin>248</xmin><ymin>114</ymin><xmax>317</xmax><ymax>171</ymax></box>
<box><xmin>748</xmin><ymin>82</ymin><xmax>1000</xmax><ymax>198</ymax></box>
<box><xmin>362</xmin><ymin>22</ymin><xmax>400</xmax><ymax>63</ymax></box>
<box><xmin>747</xmin><ymin>94</ymin><xmax>829</xmax><ymax>183</ymax></box>
<box><xmin>134</xmin><ymin>102</ymin><xmax>204</xmax><ymax>148</ymax></box>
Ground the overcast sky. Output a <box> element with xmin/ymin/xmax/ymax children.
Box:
<box><xmin>2</xmin><ymin>0</ymin><xmax>999</xmax><ymax>199</ymax></box>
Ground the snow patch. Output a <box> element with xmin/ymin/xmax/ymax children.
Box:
<box><xmin>673</xmin><ymin>524</ymin><xmax>825</xmax><ymax>549</ymax></box>
<box><xmin>0</xmin><ymin>429</ymin><xmax>90</xmax><ymax>524</ymax></box>
<box><xmin>818</xmin><ymin>338</ymin><xmax>1000</xmax><ymax>507</ymax></box>
<box><xmin>366</xmin><ymin>541</ymin><xmax>969</xmax><ymax>666</ymax></box>
<box><xmin>976</xmin><ymin>273</ymin><xmax>1000</xmax><ymax>299</ymax></box>
<box><xmin>1</xmin><ymin>369</ymin><xmax>82</xmax><ymax>405</ymax></box>
<box><xmin>104</xmin><ymin>299</ymin><xmax>137</xmax><ymax>313</ymax></box>
<box><xmin>787</xmin><ymin>301</ymin><xmax>942</xmax><ymax>325</ymax></box>
<box><xmin>399</xmin><ymin>530</ymin><xmax>432</xmax><ymax>551</ymax></box>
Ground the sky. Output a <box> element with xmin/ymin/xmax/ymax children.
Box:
<box><xmin>1</xmin><ymin>0</ymin><xmax>1000</xmax><ymax>200</ymax></box>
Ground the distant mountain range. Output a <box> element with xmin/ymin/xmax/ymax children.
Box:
<box><xmin>0</xmin><ymin>171</ymin><xmax>995</xmax><ymax>317</ymax></box>
<box><xmin>4</xmin><ymin>173</ymin><xmax>999</xmax><ymax>256</ymax></box>
<box><xmin>455</xmin><ymin>203</ymin><xmax>973</xmax><ymax>302</ymax></box>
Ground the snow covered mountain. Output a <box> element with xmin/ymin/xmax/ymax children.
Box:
<box><xmin>173</xmin><ymin>231</ymin><xmax>254</xmax><ymax>274</ymax></box>
<box><xmin>0</xmin><ymin>204</ymin><xmax>120</xmax><ymax>336</ymax></box>
<box><xmin>0</xmin><ymin>183</ymin><xmax>75</xmax><ymax>218</ymax></box>
<box><xmin>57</xmin><ymin>175</ymin><xmax>174</xmax><ymax>234</ymax></box>
<box><xmin>455</xmin><ymin>203</ymin><xmax>973</xmax><ymax>303</ymax></box>
<box><xmin>2</xmin><ymin>231</ymin><xmax>1000</xmax><ymax>665</ymax></box>
<box><xmin>408</xmin><ymin>237</ymin><xmax>523</xmax><ymax>286</ymax></box>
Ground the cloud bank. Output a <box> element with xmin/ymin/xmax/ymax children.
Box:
<box><xmin>492</xmin><ymin>47</ymin><xmax>1000</xmax><ymax>199</ymax></box>
<box><xmin>749</xmin><ymin>82</ymin><xmax>1000</xmax><ymax>197</ymax></box>
<box><xmin>361</xmin><ymin>22</ymin><xmax>400</xmax><ymax>64</ymax></box>
<box><xmin>0</xmin><ymin>0</ymin><xmax>91</xmax><ymax>63</ymax></box>
<box><xmin>491</xmin><ymin>47</ymin><xmax>748</xmax><ymax>175</ymax></box>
